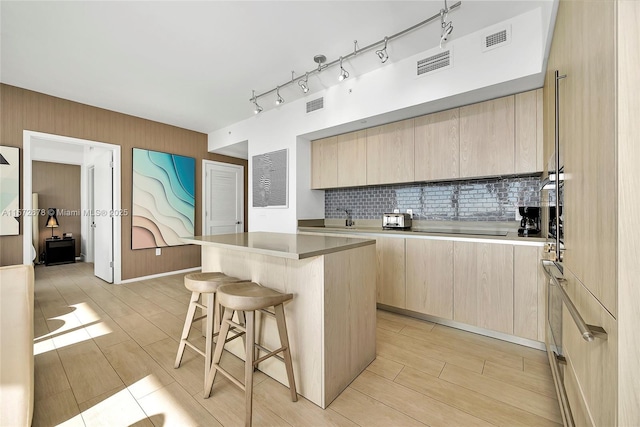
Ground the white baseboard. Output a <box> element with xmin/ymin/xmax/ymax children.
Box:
<box><xmin>118</xmin><ymin>266</ymin><xmax>200</xmax><ymax>284</ymax></box>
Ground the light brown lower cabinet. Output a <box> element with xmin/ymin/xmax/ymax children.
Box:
<box><xmin>561</xmin><ymin>268</ymin><xmax>616</xmax><ymax>427</ymax></box>
<box><xmin>514</xmin><ymin>246</ymin><xmax>544</xmax><ymax>341</ymax></box>
<box><xmin>405</xmin><ymin>239</ymin><xmax>454</xmax><ymax>319</ymax></box>
<box><xmin>453</xmin><ymin>241</ymin><xmax>514</xmax><ymax>335</ymax></box>
<box><xmin>375</xmin><ymin>237</ymin><xmax>406</xmax><ymax>308</ymax></box>
<box><xmin>301</xmin><ymin>230</ymin><xmax>545</xmax><ymax>342</ymax></box>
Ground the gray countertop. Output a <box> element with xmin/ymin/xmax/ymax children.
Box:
<box><xmin>298</xmin><ymin>225</ymin><xmax>547</xmax><ymax>246</ymax></box>
<box><xmin>182</xmin><ymin>232</ymin><xmax>376</xmax><ymax>260</ymax></box>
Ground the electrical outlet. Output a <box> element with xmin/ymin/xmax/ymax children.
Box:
<box><xmin>155</xmin><ymin>248</ymin><xmax>161</xmax><ymax>256</ymax></box>
<box><xmin>393</xmin><ymin>208</ymin><xmax>400</xmax><ymax>213</ymax></box>
<box><xmin>407</xmin><ymin>209</ymin><xmax>413</xmax><ymax>218</ymax></box>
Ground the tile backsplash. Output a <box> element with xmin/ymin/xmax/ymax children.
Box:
<box><xmin>325</xmin><ymin>175</ymin><xmax>541</xmax><ymax>222</ymax></box>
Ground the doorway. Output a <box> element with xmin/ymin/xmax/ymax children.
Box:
<box><xmin>22</xmin><ymin>131</ymin><xmax>122</xmax><ymax>283</ymax></box>
<box><xmin>203</xmin><ymin>160</ymin><xmax>244</xmax><ymax>235</ymax></box>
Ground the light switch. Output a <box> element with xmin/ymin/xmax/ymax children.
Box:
<box><xmin>155</xmin><ymin>248</ymin><xmax>161</xmax><ymax>256</ymax></box>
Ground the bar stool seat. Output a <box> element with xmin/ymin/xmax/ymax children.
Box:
<box><xmin>204</xmin><ymin>281</ymin><xmax>297</xmax><ymax>426</ymax></box>
<box><xmin>174</xmin><ymin>272</ymin><xmax>245</xmax><ymax>385</ymax></box>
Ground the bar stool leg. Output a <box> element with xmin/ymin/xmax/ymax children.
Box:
<box><xmin>274</xmin><ymin>304</ymin><xmax>298</xmax><ymax>402</ymax></box>
<box><xmin>244</xmin><ymin>310</ymin><xmax>255</xmax><ymax>427</ymax></box>
<box><xmin>205</xmin><ymin>308</ymin><xmax>233</xmax><ymax>398</ymax></box>
<box><xmin>204</xmin><ymin>293</ymin><xmax>215</xmax><ymax>379</ymax></box>
<box><xmin>175</xmin><ymin>291</ymin><xmax>200</xmax><ymax>368</ymax></box>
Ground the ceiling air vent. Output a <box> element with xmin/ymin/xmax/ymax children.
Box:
<box><xmin>482</xmin><ymin>25</ymin><xmax>511</xmax><ymax>52</ymax></box>
<box><xmin>417</xmin><ymin>49</ymin><xmax>452</xmax><ymax>77</ymax></box>
<box><xmin>306</xmin><ymin>97</ymin><xmax>324</xmax><ymax>113</ymax></box>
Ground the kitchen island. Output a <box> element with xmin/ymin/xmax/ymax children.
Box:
<box><xmin>182</xmin><ymin>232</ymin><xmax>376</xmax><ymax>408</ymax></box>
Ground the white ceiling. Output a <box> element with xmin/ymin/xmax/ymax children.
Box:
<box><xmin>1</xmin><ymin>1</ymin><xmax>553</xmax><ymax>135</ymax></box>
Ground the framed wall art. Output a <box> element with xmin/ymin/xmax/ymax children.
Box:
<box><xmin>252</xmin><ymin>148</ymin><xmax>288</xmax><ymax>208</ymax></box>
<box><xmin>0</xmin><ymin>146</ymin><xmax>20</xmax><ymax>236</ymax></box>
<box><xmin>132</xmin><ymin>148</ymin><xmax>195</xmax><ymax>249</ymax></box>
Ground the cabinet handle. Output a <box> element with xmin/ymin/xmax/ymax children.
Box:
<box><xmin>541</xmin><ymin>260</ymin><xmax>607</xmax><ymax>342</ymax></box>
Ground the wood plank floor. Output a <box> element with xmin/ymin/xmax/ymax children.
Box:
<box><xmin>32</xmin><ymin>262</ymin><xmax>561</xmax><ymax>426</ymax></box>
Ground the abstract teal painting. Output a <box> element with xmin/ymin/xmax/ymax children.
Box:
<box><xmin>0</xmin><ymin>146</ymin><xmax>20</xmax><ymax>236</ymax></box>
<box><xmin>132</xmin><ymin>148</ymin><xmax>195</xmax><ymax>249</ymax></box>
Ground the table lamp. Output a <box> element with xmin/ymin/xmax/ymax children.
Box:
<box><xmin>46</xmin><ymin>208</ymin><xmax>59</xmax><ymax>239</ymax></box>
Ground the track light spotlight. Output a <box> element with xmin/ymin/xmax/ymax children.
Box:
<box><xmin>298</xmin><ymin>72</ymin><xmax>309</xmax><ymax>93</ymax></box>
<box><xmin>247</xmin><ymin>1</ymin><xmax>461</xmax><ymax>112</ymax></box>
<box><xmin>338</xmin><ymin>57</ymin><xmax>349</xmax><ymax>81</ymax></box>
<box><xmin>251</xmin><ymin>90</ymin><xmax>263</xmax><ymax>114</ymax></box>
<box><xmin>375</xmin><ymin>37</ymin><xmax>389</xmax><ymax>63</ymax></box>
<box><xmin>275</xmin><ymin>86</ymin><xmax>284</xmax><ymax>105</ymax></box>
<box><xmin>440</xmin><ymin>0</ymin><xmax>454</xmax><ymax>48</ymax></box>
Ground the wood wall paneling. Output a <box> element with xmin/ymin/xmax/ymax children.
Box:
<box><xmin>414</xmin><ymin>108</ymin><xmax>460</xmax><ymax>181</ymax></box>
<box><xmin>0</xmin><ymin>85</ymin><xmax>24</xmax><ymax>265</ymax></box>
<box><xmin>0</xmin><ymin>84</ymin><xmax>248</xmax><ymax>277</ymax></box>
<box><xmin>33</xmin><ymin>162</ymin><xmax>81</xmax><ymax>257</ymax></box>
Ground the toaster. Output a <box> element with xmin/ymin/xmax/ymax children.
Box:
<box><xmin>382</xmin><ymin>213</ymin><xmax>412</xmax><ymax>230</ymax></box>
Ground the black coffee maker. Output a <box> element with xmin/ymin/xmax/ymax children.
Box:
<box><xmin>518</xmin><ymin>206</ymin><xmax>541</xmax><ymax>237</ymax></box>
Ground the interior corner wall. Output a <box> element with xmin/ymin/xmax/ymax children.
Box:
<box><xmin>209</xmin><ymin>7</ymin><xmax>549</xmax><ymax>233</ymax></box>
<box><xmin>32</xmin><ymin>161</ymin><xmax>81</xmax><ymax>257</ymax></box>
<box><xmin>0</xmin><ymin>84</ymin><xmax>248</xmax><ymax>279</ymax></box>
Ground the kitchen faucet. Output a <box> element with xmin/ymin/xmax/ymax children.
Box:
<box><xmin>338</xmin><ymin>208</ymin><xmax>355</xmax><ymax>227</ymax></box>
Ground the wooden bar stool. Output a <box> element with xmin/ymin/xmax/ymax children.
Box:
<box><xmin>174</xmin><ymin>272</ymin><xmax>246</xmax><ymax>386</ymax></box>
<box><xmin>204</xmin><ymin>281</ymin><xmax>297</xmax><ymax>426</ymax></box>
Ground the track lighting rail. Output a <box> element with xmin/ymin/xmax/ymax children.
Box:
<box><xmin>249</xmin><ymin>1</ymin><xmax>461</xmax><ymax>103</ymax></box>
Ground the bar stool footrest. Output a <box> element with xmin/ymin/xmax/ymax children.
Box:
<box><xmin>253</xmin><ymin>346</ymin><xmax>287</xmax><ymax>366</ymax></box>
<box><xmin>212</xmin><ymin>363</ymin><xmax>246</xmax><ymax>391</ymax></box>
<box><xmin>184</xmin><ymin>340</ymin><xmax>206</xmax><ymax>358</ymax></box>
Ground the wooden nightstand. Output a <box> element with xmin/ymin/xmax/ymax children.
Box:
<box><xmin>45</xmin><ymin>238</ymin><xmax>75</xmax><ymax>266</ymax></box>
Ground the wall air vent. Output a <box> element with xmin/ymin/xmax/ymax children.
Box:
<box><xmin>306</xmin><ymin>97</ymin><xmax>324</xmax><ymax>113</ymax></box>
<box><xmin>482</xmin><ymin>25</ymin><xmax>511</xmax><ymax>52</ymax></box>
<box><xmin>417</xmin><ymin>49</ymin><xmax>452</xmax><ymax>77</ymax></box>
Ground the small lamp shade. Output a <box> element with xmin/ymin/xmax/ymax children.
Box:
<box><xmin>45</xmin><ymin>215</ymin><xmax>59</xmax><ymax>228</ymax></box>
<box><xmin>46</xmin><ymin>208</ymin><xmax>59</xmax><ymax>238</ymax></box>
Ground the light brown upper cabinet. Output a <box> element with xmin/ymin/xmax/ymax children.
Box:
<box><xmin>515</xmin><ymin>89</ymin><xmax>544</xmax><ymax>174</ymax></box>
<box><xmin>459</xmin><ymin>96</ymin><xmax>515</xmax><ymax>178</ymax></box>
<box><xmin>311</xmin><ymin>136</ymin><xmax>338</xmax><ymax>189</ymax></box>
<box><xmin>337</xmin><ymin>130</ymin><xmax>367</xmax><ymax>187</ymax></box>
<box><xmin>366</xmin><ymin>119</ymin><xmax>415</xmax><ymax>185</ymax></box>
<box><xmin>414</xmin><ymin>108</ymin><xmax>460</xmax><ymax>181</ymax></box>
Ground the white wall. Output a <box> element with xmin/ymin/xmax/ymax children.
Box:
<box><xmin>209</xmin><ymin>8</ymin><xmax>552</xmax><ymax>233</ymax></box>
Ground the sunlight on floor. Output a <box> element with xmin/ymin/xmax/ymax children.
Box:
<box><xmin>34</xmin><ymin>303</ymin><xmax>112</xmax><ymax>356</ymax></box>
<box><xmin>79</xmin><ymin>384</ymin><xmax>149</xmax><ymax>426</ymax></box>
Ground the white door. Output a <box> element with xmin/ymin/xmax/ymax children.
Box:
<box><xmin>203</xmin><ymin>161</ymin><xmax>244</xmax><ymax>235</ymax></box>
<box><xmin>87</xmin><ymin>166</ymin><xmax>95</xmax><ymax>263</ymax></box>
<box><xmin>94</xmin><ymin>150</ymin><xmax>113</xmax><ymax>282</ymax></box>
